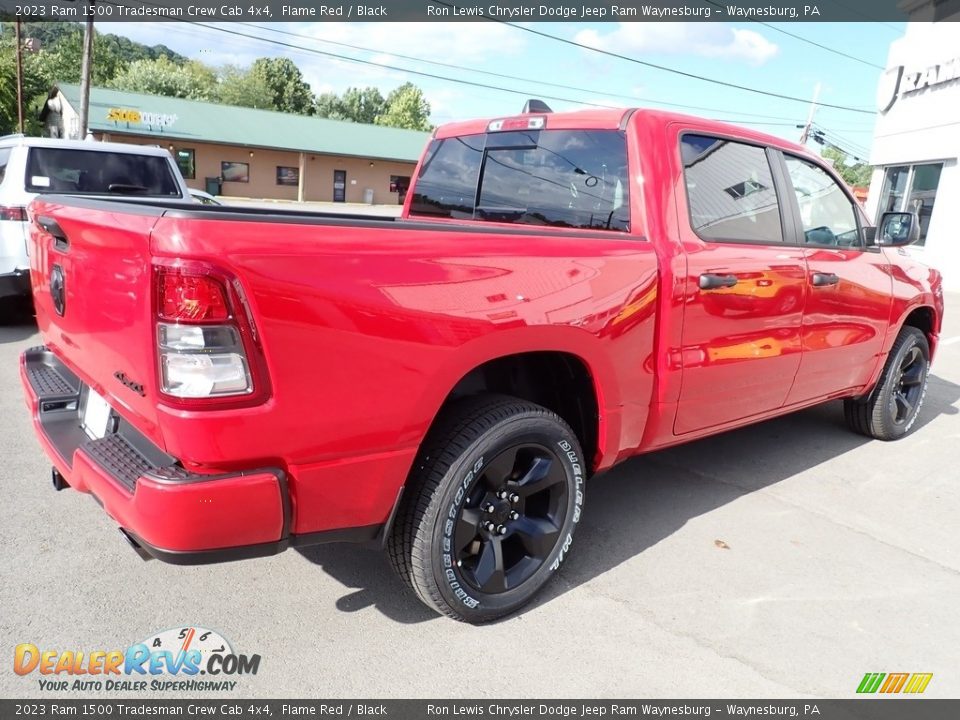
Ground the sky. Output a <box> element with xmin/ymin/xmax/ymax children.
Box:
<box><xmin>112</xmin><ymin>19</ymin><xmax>904</xmax><ymax>161</ymax></box>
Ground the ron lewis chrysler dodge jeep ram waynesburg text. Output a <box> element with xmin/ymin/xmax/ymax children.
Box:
<box><xmin>21</xmin><ymin>104</ymin><xmax>944</xmax><ymax>622</ymax></box>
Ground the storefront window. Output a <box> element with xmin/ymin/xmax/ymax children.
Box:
<box><xmin>175</xmin><ymin>149</ymin><xmax>195</xmax><ymax>180</ymax></box>
<box><xmin>876</xmin><ymin>163</ymin><xmax>942</xmax><ymax>246</ymax></box>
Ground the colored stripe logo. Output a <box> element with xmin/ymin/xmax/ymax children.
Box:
<box><xmin>857</xmin><ymin>672</ymin><xmax>933</xmax><ymax>694</ymax></box>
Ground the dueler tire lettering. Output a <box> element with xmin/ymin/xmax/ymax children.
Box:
<box><xmin>387</xmin><ymin>395</ymin><xmax>586</xmax><ymax>623</ymax></box>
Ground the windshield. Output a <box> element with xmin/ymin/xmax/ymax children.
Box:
<box><xmin>410</xmin><ymin>129</ymin><xmax>630</xmax><ymax>232</ymax></box>
<box><xmin>25</xmin><ymin>147</ymin><xmax>181</xmax><ymax>196</ymax></box>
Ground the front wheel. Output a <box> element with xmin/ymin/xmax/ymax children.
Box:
<box><xmin>844</xmin><ymin>326</ymin><xmax>930</xmax><ymax>440</ymax></box>
<box><xmin>388</xmin><ymin>395</ymin><xmax>586</xmax><ymax>623</ymax></box>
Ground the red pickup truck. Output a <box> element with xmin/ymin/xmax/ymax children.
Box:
<box><xmin>21</xmin><ymin>106</ymin><xmax>944</xmax><ymax>622</ymax></box>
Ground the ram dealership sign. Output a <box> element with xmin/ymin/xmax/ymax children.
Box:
<box><xmin>878</xmin><ymin>56</ymin><xmax>960</xmax><ymax>112</ymax></box>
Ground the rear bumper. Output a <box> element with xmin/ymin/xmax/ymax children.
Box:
<box><xmin>20</xmin><ymin>346</ymin><xmax>380</xmax><ymax>564</ymax></box>
<box><xmin>0</xmin><ymin>269</ymin><xmax>30</xmax><ymax>300</ymax></box>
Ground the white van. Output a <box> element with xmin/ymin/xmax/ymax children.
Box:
<box><xmin>0</xmin><ymin>135</ymin><xmax>190</xmax><ymax>305</ymax></box>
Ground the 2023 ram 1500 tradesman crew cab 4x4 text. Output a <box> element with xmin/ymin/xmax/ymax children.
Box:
<box><xmin>21</xmin><ymin>106</ymin><xmax>943</xmax><ymax>622</ymax></box>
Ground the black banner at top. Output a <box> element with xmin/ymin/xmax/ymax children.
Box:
<box><xmin>0</xmin><ymin>0</ymin><xmax>948</xmax><ymax>24</ymax></box>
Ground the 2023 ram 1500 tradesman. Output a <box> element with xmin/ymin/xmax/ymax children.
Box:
<box><xmin>21</xmin><ymin>107</ymin><xmax>944</xmax><ymax>622</ymax></box>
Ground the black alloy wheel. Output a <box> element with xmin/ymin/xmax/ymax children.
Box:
<box><xmin>388</xmin><ymin>395</ymin><xmax>585</xmax><ymax>622</ymax></box>
<box><xmin>844</xmin><ymin>326</ymin><xmax>930</xmax><ymax>441</ymax></box>
<box><xmin>453</xmin><ymin>443</ymin><xmax>569</xmax><ymax>594</ymax></box>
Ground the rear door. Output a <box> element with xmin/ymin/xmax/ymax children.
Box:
<box><xmin>775</xmin><ymin>153</ymin><xmax>892</xmax><ymax>402</ymax></box>
<box><xmin>673</xmin><ymin>132</ymin><xmax>807</xmax><ymax>435</ymax></box>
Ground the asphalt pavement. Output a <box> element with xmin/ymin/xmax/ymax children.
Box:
<box><xmin>1</xmin><ymin>296</ymin><xmax>958</xmax><ymax>699</ymax></box>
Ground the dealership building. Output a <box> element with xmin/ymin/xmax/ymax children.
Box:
<box><xmin>865</xmin><ymin>3</ymin><xmax>960</xmax><ymax>289</ymax></box>
<box><xmin>41</xmin><ymin>84</ymin><xmax>430</xmax><ymax>205</ymax></box>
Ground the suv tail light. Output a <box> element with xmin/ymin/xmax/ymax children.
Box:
<box><xmin>153</xmin><ymin>263</ymin><xmax>270</xmax><ymax>408</ymax></box>
<box><xmin>0</xmin><ymin>206</ymin><xmax>27</xmax><ymax>222</ymax></box>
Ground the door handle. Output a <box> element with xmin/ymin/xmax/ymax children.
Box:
<box><xmin>811</xmin><ymin>272</ymin><xmax>839</xmax><ymax>287</ymax></box>
<box><xmin>699</xmin><ymin>273</ymin><xmax>739</xmax><ymax>290</ymax></box>
<box><xmin>37</xmin><ymin>215</ymin><xmax>69</xmax><ymax>251</ymax></box>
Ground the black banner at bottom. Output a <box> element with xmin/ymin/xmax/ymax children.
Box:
<box><xmin>1</xmin><ymin>700</ymin><xmax>958</xmax><ymax>720</ymax></box>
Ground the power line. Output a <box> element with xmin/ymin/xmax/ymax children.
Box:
<box><xmin>699</xmin><ymin>0</ymin><xmax>884</xmax><ymax>69</ymax></box>
<box><xmin>239</xmin><ymin>21</ymin><xmax>810</xmax><ymax>123</ymax></box>
<box><xmin>429</xmin><ymin>1</ymin><xmax>876</xmax><ymax>114</ymax></box>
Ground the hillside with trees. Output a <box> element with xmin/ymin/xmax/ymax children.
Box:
<box><xmin>1</xmin><ymin>22</ymin><xmax>432</xmax><ymax>134</ymax></box>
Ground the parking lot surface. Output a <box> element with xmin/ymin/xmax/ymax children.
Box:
<box><xmin>1</xmin><ymin>295</ymin><xmax>958</xmax><ymax>699</ymax></box>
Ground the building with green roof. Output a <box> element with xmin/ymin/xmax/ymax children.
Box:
<box><xmin>43</xmin><ymin>84</ymin><xmax>431</xmax><ymax>204</ymax></box>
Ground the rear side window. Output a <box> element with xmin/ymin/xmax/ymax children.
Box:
<box><xmin>25</xmin><ymin>148</ymin><xmax>180</xmax><ymax>196</ymax></box>
<box><xmin>411</xmin><ymin>129</ymin><xmax>630</xmax><ymax>232</ymax></box>
<box><xmin>681</xmin><ymin>134</ymin><xmax>783</xmax><ymax>243</ymax></box>
<box><xmin>410</xmin><ymin>135</ymin><xmax>484</xmax><ymax>219</ymax></box>
<box><xmin>0</xmin><ymin>147</ymin><xmax>11</xmax><ymax>186</ymax></box>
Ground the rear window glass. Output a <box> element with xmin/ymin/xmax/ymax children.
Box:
<box><xmin>25</xmin><ymin>147</ymin><xmax>180</xmax><ymax>196</ymax></box>
<box><xmin>680</xmin><ymin>134</ymin><xmax>783</xmax><ymax>243</ymax></box>
<box><xmin>410</xmin><ymin>129</ymin><xmax>630</xmax><ymax>232</ymax></box>
<box><xmin>0</xmin><ymin>147</ymin><xmax>11</xmax><ymax>186</ymax></box>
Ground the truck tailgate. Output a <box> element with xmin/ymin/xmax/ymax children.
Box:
<box><xmin>29</xmin><ymin>198</ymin><xmax>166</xmax><ymax>448</ymax></box>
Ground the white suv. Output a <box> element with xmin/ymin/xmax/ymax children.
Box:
<box><xmin>0</xmin><ymin>135</ymin><xmax>190</xmax><ymax>306</ymax></box>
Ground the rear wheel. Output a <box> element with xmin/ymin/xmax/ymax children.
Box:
<box><xmin>388</xmin><ymin>395</ymin><xmax>585</xmax><ymax>623</ymax></box>
<box><xmin>844</xmin><ymin>326</ymin><xmax>930</xmax><ymax>440</ymax></box>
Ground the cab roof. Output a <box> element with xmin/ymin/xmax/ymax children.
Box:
<box><xmin>433</xmin><ymin>107</ymin><xmax>809</xmax><ymax>157</ymax></box>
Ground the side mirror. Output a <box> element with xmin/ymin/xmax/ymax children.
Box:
<box><xmin>877</xmin><ymin>211</ymin><xmax>920</xmax><ymax>247</ymax></box>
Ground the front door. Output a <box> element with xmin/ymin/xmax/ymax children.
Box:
<box><xmin>777</xmin><ymin>153</ymin><xmax>892</xmax><ymax>403</ymax></box>
<box><xmin>333</xmin><ymin>170</ymin><xmax>346</xmax><ymax>202</ymax></box>
<box><xmin>674</xmin><ymin>133</ymin><xmax>807</xmax><ymax>435</ymax></box>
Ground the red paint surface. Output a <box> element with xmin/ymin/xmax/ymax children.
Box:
<box><xmin>22</xmin><ymin>109</ymin><xmax>943</xmax><ymax>552</ymax></box>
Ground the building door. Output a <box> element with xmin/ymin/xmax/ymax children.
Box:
<box><xmin>333</xmin><ymin>170</ymin><xmax>346</xmax><ymax>202</ymax></box>
<box><xmin>674</xmin><ymin>133</ymin><xmax>807</xmax><ymax>435</ymax></box>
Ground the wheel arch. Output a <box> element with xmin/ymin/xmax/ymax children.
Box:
<box><xmin>410</xmin><ymin>329</ymin><xmax>622</xmax><ymax>477</ymax></box>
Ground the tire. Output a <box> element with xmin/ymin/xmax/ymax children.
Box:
<box><xmin>844</xmin><ymin>326</ymin><xmax>930</xmax><ymax>441</ymax></box>
<box><xmin>388</xmin><ymin>395</ymin><xmax>586</xmax><ymax>623</ymax></box>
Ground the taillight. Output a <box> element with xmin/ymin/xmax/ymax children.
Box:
<box><xmin>158</xmin><ymin>272</ymin><xmax>229</xmax><ymax>321</ymax></box>
<box><xmin>153</xmin><ymin>264</ymin><xmax>270</xmax><ymax>407</ymax></box>
<box><xmin>0</xmin><ymin>206</ymin><xmax>27</xmax><ymax>222</ymax></box>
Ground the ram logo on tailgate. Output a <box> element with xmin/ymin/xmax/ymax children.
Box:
<box><xmin>50</xmin><ymin>264</ymin><xmax>65</xmax><ymax>316</ymax></box>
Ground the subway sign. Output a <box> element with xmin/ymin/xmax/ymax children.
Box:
<box><xmin>106</xmin><ymin>108</ymin><xmax>179</xmax><ymax>128</ymax></box>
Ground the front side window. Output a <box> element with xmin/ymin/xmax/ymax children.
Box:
<box><xmin>25</xmin><ymin>148</ymin><xmax>180</xmax><ymax>196</ymax></box>
<box><xmin>784</xmin><ymin>156</ymin><xmax>860</xmax><ymax>247</ymax></box>
<box><xmin>681</xmin><ymin>134</ymin><xmax>783</xmax><ymax>243</ymax></box>
<box><xmin>410</xmin><ymin>129</ymin><xmax>630</xmax><ymax>232</ymax></box>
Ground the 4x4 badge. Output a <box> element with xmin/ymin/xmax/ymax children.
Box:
<box><xmin>114</xmin><ymin>371</ymin><xmax>145</xmax><ymax>397</ymax></box>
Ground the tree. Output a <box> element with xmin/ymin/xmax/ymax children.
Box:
<box><xmin>216</xmin><ymin>64</ymin><xmax>274</xmax><ymax>110</ymax></box>
<box><xmin>376</xmin><ymin>83</ymin><xmax>432</xmax><ymax>131</ymax></box>
<box><xmin>338</xmin><ymin>87</ymin><xmax>387</xmax><ymax>124</ymax></box>
<box><xmin>30</xmin><ymin>30</ymin><xmax>124</xmax><ymax>86</ymax></box>
<box><xmin>822</xmin><ymin>146</ymin><xmax>872</xmax><ymax>187</ymax></box>
<box><xmin>109</xmin><ymin>56</ymin><xmax>217</xmax><ymax>101</ymax></box>
<box><xmin>0</xmin><ymin>39</ymin><xmax>52</xmax><ymax>134</ymax></box>
<box><xmin>249</xmin><ymin>57</ymin><xmax>315</xmax><ymax>115</ymax></box>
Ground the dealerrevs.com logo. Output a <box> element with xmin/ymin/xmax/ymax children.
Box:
<box><xmin>13</xmin><ymin>626</ymin><xmax>261</xmax><ymax>693</ymax></box>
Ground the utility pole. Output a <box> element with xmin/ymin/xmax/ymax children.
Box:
<box><xmin>78</xmin><ymin>2</ymin><xmax>95</xmax><ymax>139</ymax></box>
<box><xmin>798</xmin><ymin>82</ymin><xmax>821</xmax><ymax>145</ymax></box>
<box><xmin>15</xmin><ymin>20</ymin><xmax>24</xmax><ymax>133</ymax></box>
